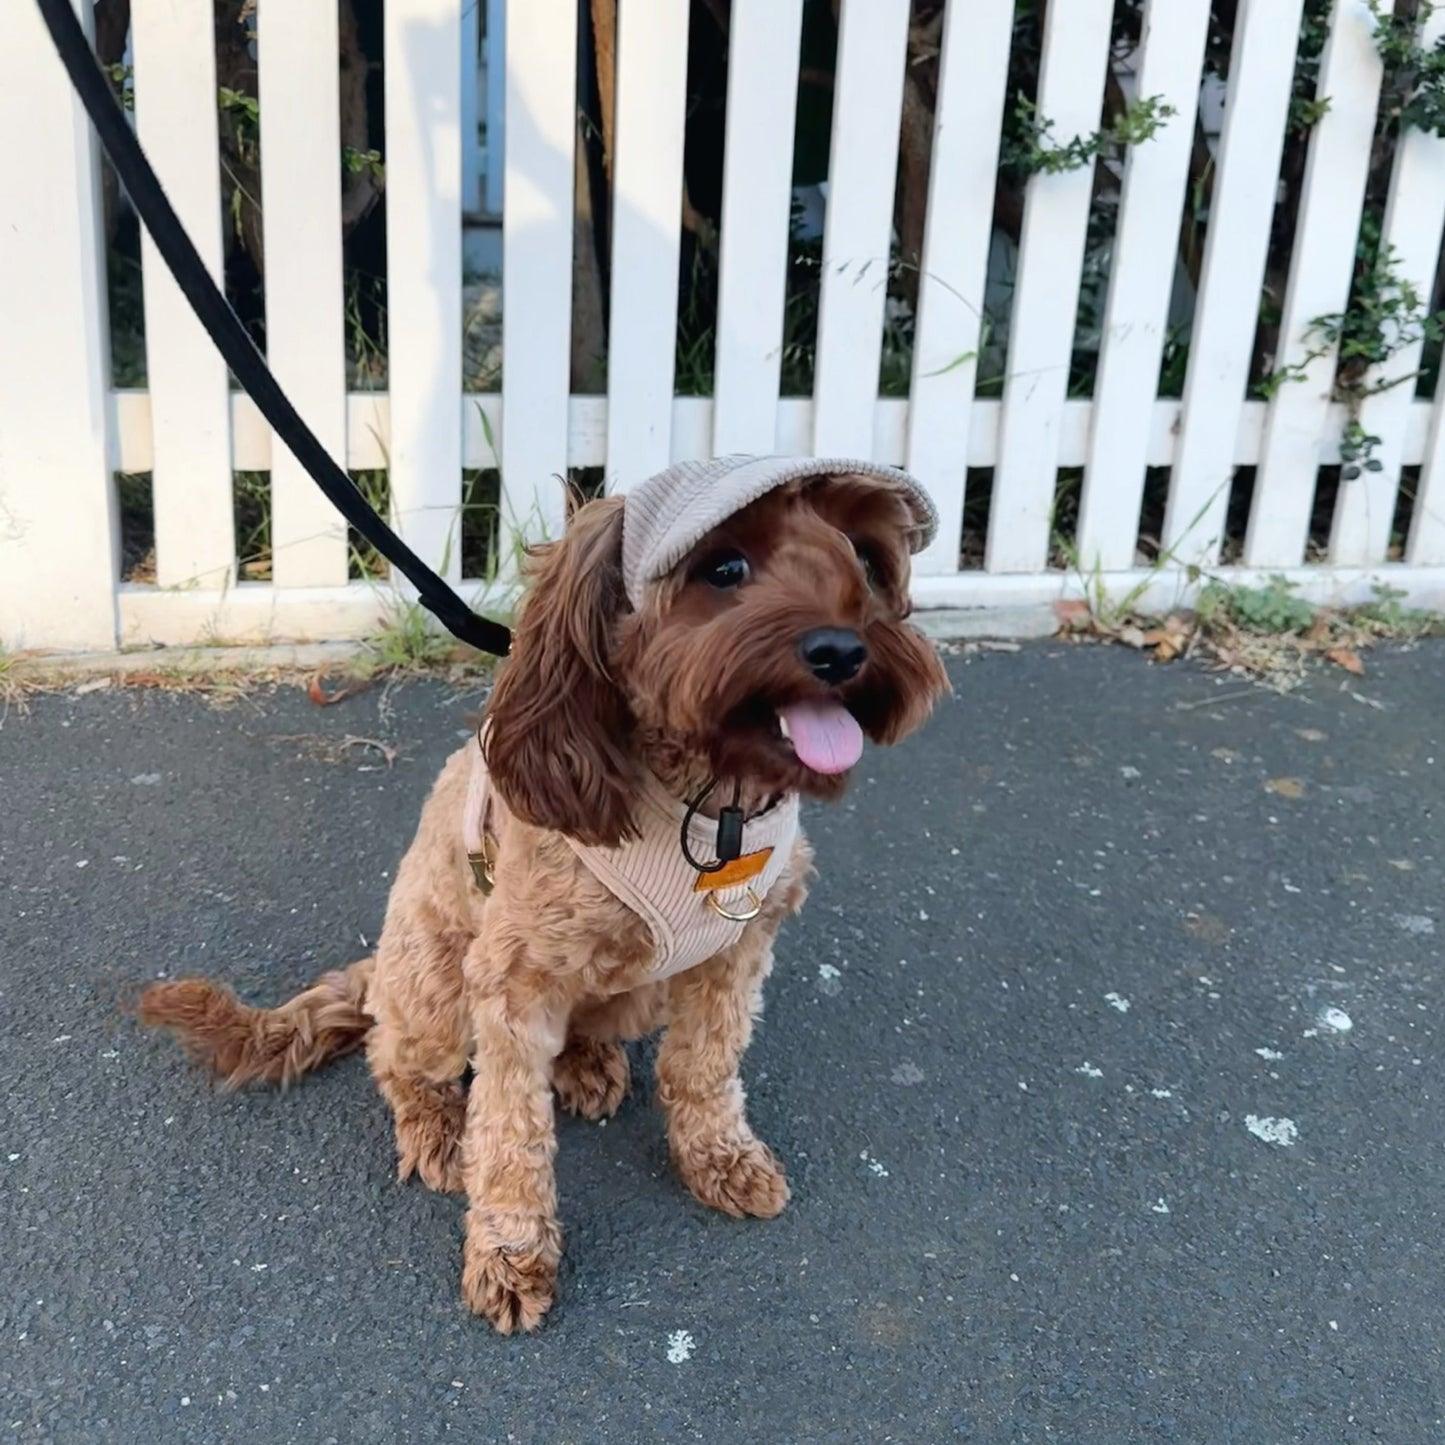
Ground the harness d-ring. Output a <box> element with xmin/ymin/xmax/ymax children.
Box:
<box><xmin>704</xmin><ymin>886</ymin><xmax>762</xmax><ymax>923</ymax></box>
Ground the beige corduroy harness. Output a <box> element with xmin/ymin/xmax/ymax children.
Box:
<box><xmin>462</xmin><ymin>740</ymin><xmax>800</xmax><ymax>980</ymax></box>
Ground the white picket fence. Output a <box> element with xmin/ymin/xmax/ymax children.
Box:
<box><xmin>4</xmin><ymin>0</ymin><xmax>1445</xmax><ymax>655</ymax></box>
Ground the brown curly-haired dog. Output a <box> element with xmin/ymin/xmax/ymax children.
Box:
<box><xmin>139</xmin><ymin>469</ymin><xmax>948</xmax><ymax>1332</ymax></box>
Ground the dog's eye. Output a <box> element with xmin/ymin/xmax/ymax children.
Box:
<box><xmin>697</xmin><ymin>549</ymin><xmax>751</xmax><ymax>589</ymax></box>
<box><xmin>849</xmin><ymin>535</ymin><xmax>882</xmax><ymax>589</ymax></box>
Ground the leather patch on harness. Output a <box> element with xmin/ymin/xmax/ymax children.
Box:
<box><xmin>694</xmin><ymin>847</ymin><xmax>773</xmax><ymax>893</ymax></box>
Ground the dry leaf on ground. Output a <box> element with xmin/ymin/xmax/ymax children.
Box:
<box><xmin>1324</xmin><ymin>646</ymin><xmax>1365</xmax><ymax>676</ymax></box>
<box><xmin>308</xmin><ymin>673</ymin><xmax>377</xmax><ymax>707</ymax></box>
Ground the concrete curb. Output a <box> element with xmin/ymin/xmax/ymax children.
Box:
<box><xmin>10</xmin><ymin>641</ymin><xmax>379</xmax><ymax>681</ymax></box>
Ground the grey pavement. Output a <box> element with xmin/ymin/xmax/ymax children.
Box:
<box><xmin>2</xmin><ymin>642</ymin><xmax>1443</xmax><ymax>1444</ymax></box>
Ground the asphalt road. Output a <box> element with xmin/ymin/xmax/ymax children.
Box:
<box><xmin>2</xmin><ymin>642</ymin><xmax>1443</xmax><ymax>1444</ymax></box>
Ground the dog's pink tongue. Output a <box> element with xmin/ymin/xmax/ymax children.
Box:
<box><xmin>780</xmin><ymin>700</ymin><xmax>864</xmax><ymax>775</ymax></box>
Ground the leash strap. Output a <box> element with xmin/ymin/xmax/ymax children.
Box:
<box><xmin>34</xmin><ymin>0</ymin><xmax>513</xmax><ymax>658</ymax></box>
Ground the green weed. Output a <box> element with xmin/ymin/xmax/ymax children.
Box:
<box><xmin>361</xmin><ymin>597</ymin><xmax>459</xmax><ymax>674</ymax></box>
<box><xmin>1197</xmin><ymin>576</ymin><xmax>1317</xmax><ymax>635</ymax></box>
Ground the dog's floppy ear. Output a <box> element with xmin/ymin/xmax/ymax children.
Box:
<box><xmin>483</xmin><ymin>495</ymin><xmax>636</xmax><ymax>846</ymax></box>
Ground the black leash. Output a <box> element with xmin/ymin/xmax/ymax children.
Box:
<box><xmin>35</xmin><ymin>0</ymin><xmax>512</xmax><ymax>658</ymax></box>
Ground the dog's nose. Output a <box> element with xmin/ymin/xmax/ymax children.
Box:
<box><xmin>799</xmin><ymin>627</ymin><xmax>868</xmax><ymax>685</ymax></box>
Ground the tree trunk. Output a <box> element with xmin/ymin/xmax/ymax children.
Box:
<box><xmin>214</xmin><ymin>0</ymin><xmax>264</xmax><ymax>273</ymax></box>
<box><xmin>339</xmin><ymin>0</ymin><xmax>382</xmax><ymax>236</ymax></box>
<box><xmin>94</xmin><ymin>0</ymin><xmax>132</xmax><ymax>247</ymax></box>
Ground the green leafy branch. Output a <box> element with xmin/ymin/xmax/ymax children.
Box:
<box><xmin>1000</xmin><ymin>92</ymin><xmax>1176</xmax><ymax>179</ymax></box>
<box><xmin>1289</xmin><ymin>0</ymin><xmax>1334</xmax><ymax>132</ymax></box>
<box><xmin>1371</xmin><ymin>0</ymin><xmax>1445</xmax><ymax>138</ymax></box>
<box><xmin>1264</xmin><ymin>225</ymin><xmax>1445</xmax><ymax>477</ymax></box>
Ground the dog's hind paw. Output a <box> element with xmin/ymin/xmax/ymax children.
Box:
<box><xmin>673</xmin><ymin>1133</ymin><xmax>791</xmax><ymax>1219</ymax></box>
<box><xmin>394</xmin><ymin>1080</ymin><xmax>467</xmax><ymax>1193</ymax></box>
<box><xmin>461</xmin><ymin>1211</ymin><xmax>562</xmax><ymax>1333</ymax></box>
<box><xmin>553</xmin><ymin>1038</ymin><xmax>630</xmax><ymax>1120</ymax></box>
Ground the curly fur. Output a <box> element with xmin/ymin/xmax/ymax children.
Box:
<box><xmin>138</xmin><ymin>473</ymin><xmax>948</xmax><ymax>1333</ymax></box>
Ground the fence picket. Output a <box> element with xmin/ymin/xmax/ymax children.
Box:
<box><xmin>259</xmin><ymin>0</ymin><xmax>349</xmax><ymax>590</ymax></box>
<box><xmin>906</xmin><ymin>0</ymin><xmax>1012</xmax><ymax>578</ymax></box>
<box><xmin>1075</xmin><ymin>0</ymin><xmax>1211</xmax><ymax>573</ymax></box>
<box><xmin>1329</xmin><ymin>8</ymin><xmax>1445</xmax><ymax>566</ymax></box>
<box><xmin>711</xmin><ymin>0</ymin><xmax>804</xmax><ymax>457</ymax></box>
<box><xmin>131</xmin><ymin>0</ymin><xmax>234</xmax><ymax>591</ymax></box>
<box><xmin>606</xmin><ymin>0</ymin><xmax>691</xmax><ymax>491</ymax></box>
<box><xmin>0</xmin><ymin>0</ymin><xmax>118</xmax><ymax>650</ymax></box>
<box><xmin>1244</xmin><ymin>0</ymin><xmax>1384</xmax><ymax>568</ymax></box>
<box><xmin>385</xmin><ymin>0</ymin><xmax>464</xmax><ymax>579</ymax></box>
<box><xmin>986</xmin><ymin>0</ymin><xmax>1113</xmax><ymax>574</ymax></box>
<box><xmin>499</xmin><ymin>0</ymin><xmax>576</xmax><ymax>546</ymax></box>
<box><xmin>811</xmin><ymin>0</ymin><xmax>910</xmax><ymax>458</ymax></box>
<box><xmin>1164</xmin><ymin>0</ymin><xmax>1304</xmax><ymax>567</ymax></box>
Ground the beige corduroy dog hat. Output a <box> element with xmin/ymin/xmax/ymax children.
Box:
<box><xmin>620</xmin><ymin>454</ymin><xmax>938</xmax><ymax>607</ymax></box>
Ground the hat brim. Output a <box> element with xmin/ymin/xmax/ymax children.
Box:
<box><xmin>622</xmin><ymin>454</ymin><xmax>938</xmax><ymax>607</ymax></box>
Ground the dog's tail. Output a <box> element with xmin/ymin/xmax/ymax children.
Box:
<box><xmin>137</xmin><ymin>956</ymin><xmax>376</xmax><ymax>1089</ymax></box>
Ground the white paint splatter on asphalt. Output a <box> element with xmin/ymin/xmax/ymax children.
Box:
<box><xmin>1075</xmin><ymin>1062</ymin><xmax>1104</xmax><ymax>1079</ymax></box>
<box><xmin>1255</xmin><ymin>1048</ymin><xmax>1284</xmax><ymax>1062</ymax></box>
<box><xmin>1245</xmin><ymin>1115</ymin><xmax>1298</xmax><ymax>1147</ymax></box>
<box><xmin>1393</xmin><ymin>914</ymin><xmax>1435</xmax><ymax>936</ymax></box>
<box><xmin>1104</xmin><ymin>992</ymin><xmax>1131</xmax><ymax>1013</ymax></box>
<box><xmin>665</xmin><ymin>1330</ymin><xmax>695</xmax><ymax>1364</ymax></box>
<box><xmin>1151</xmin><ymin>1198</ymin><xmax>1170</xmax><ymax>1215</ymax></box>
<box><xmin>1319</xmin><ymin>1007</ymin><xmax>1353</xmax><ymax>1033</ymax></box>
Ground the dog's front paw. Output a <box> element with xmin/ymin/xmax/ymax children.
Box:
<box><xmin>553</xmin><ymin>1038</ymin><xmax>630</xmax><ymax>1120</ymax></box>
<box><xmin>461</xmin><ymin>1210</ymin><xmax>562</xmax><ymax>1333</ymax></box>
<box><xmin>672</xmin><ymin>1132</ymin><xmax>790</xmax><ymax>1219</ymax></box>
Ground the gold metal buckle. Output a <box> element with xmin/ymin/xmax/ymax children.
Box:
<box><xmin>704</xmin><ymin>885</ymin><xmax>762</xmax><ymax>923</ymax></box>
<box><xmin>468</xmin><ymin>833</ymin><xmax>498</xmax><ymax>895</ymax></box>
